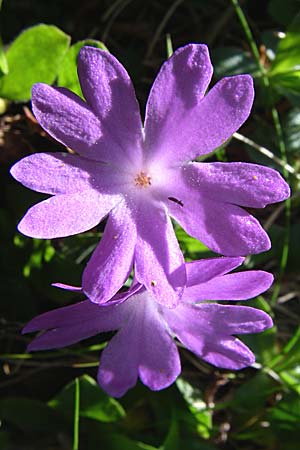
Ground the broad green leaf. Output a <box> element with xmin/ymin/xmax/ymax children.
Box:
<box><xmin>106</xmin><ymin>435</ymin><xmax>158</xmax><ymax>450</ymax></box>
<box><xmin>268</xmin><ymin>0</ymin><xmax>300</xmax><ymax>26</ymax></box>
<box><xmin>0</xmin><ymin>36</ymin><xmax>8</xmax><ymax>76</ymax></box>
<box><xmin>270</xmin><ymin>71</ymin><xmax>300</xmax><ymax>96</ymax></box>
<box><xmin>176</xmin><ymin>378</ymin><xmax>212</xmax><ymax>439</ymax></box>
<box><xmin>49</xmin><ymin>374</ymin><xmax>125</xmax><ymax>423</ymax></box>
<box><xmin>269</xmin><ymin>327</ymin><xmax>300</xmax><ymax>372</ymax></box>
<box><xmin>241</xmin><ymin>296</ymin><xmax>276</xmax><ymax>366</ymax></box>
<box><xmin>278</xmin><ymin>368</ymin><xmax>300</xmax><ymax>394</ymax></box>
<box><xmin>161</xmin><ymin>414</ymin><xmax>179</xmax><ymax>450</ymax></box>
<box><xmin>57</xmin><ymin>39</ymin><xmax>108</xmax><ymax>97</ymax></box>
<box><xmin>269</xmin><ymin>14</ymin><xmax>300</xmax><ymax>93</ymax></box>
<box><xmin>212</xmin><ymin>47</ymin><xmax>257</xmax><ymax>78</ymax></box>
<box><xmin>0</xmin><ymin>24</ymin><xmax>70</xmax><ymax>101</ymax></box>
<box><xmin>271</xmin><ymin>14</ymin><xmax>300</xmax><ymax>74</ymax></box>
<box><xmin>283</xmin><ymin>107</ymin><xmax>300</xmax><ymax>153</ymax></box>
<box><xmin>228</xmin><ymin>372</ymin><xmax>278</xmax><ymax>415</ymax></box>
<box><xmin>0</xmin><ymin>397</ymin><xmax>62</xmax><ymax>432</ymax></box>
<box><xmin>268</xmin><ymin>14</ymin><xmax>300</xmax><ymax>95</ymax></box>
<box><xmin>175</xmin><ymin>226</ymin><xmax>213</xmax><ymax>260</ymax></box>
<box><xmin>0</xmin><ymin>431</ymin><xmax>11</xmax><ymax>448</ymax></box>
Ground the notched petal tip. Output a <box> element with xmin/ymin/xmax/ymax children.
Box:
<box><xmin>220</xmin><ymin>74</ymin><xmax>254</xmax><ymax>110</ymax></box>
<box><xmin>172</xmin><ymin>42</ymin><xmax>211</xmax><ymax>66</ymax></box>
<box><xmin>78</xmin><ymin>45</ymin><xmax>107</xmax><ymax>61</ymax></box>
<box><xmin>31</xmin><ymin>82</ymin><xmax>47</xmax><ymax>98</ymax></box>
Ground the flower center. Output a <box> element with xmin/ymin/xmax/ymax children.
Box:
<box><xmin>134</xmin><ymin>171</ymin><xmax>152</xmax><ymax>188</ymax></box>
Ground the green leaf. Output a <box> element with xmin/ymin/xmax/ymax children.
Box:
<box><xmin>161</xmin><ymin>413</ymin><xmax>179</xmax><ymax>450</ymax></box>
<box><xmin>212</xmin><ymin>46</ymin><xmax>257</xmax><ymax>78</ymax></box>
<box><xmin>57</xmin><ymin>39</ymin><xmax>108</xmax><ymax>97</ymax></box>
<box><xmin>0</xmin><ymin>36</ymin><xmax>8</xmax><ymax>76</ymax></box>
<box><xmin>278</xmin><ymin>368</ymin><xmax>300</xmax><ymax>394</ymax></box>
<box><xmin>269</xmin><ymin>14</ymin><xmax>300</xmax><ymax>93</ymax></box>
<box><xmin>106</xmin><ymin>435</ymin><xmax>158</xmax><ymax>450</ymax></box>
<box><xmin>0</xmin><ymin>397</ymin><xmax>62</xmax><ymax>432</ymax></box>
<box><xmin>0</xmin><ymin>24</ymin><xmax>70</xmax><ymax>101</ymax></box>
<box><xmin>175</xmin><ymin>226</ymin><xmax>213</xmax><ymax>260</ymax></box>
<box><xmin>228</xmin><ymin>372</ymin><xmax>278</xmax><ymax>415</ymax></box>
<box><xmin>268</xmin><ymin>0</ymin><xmax>300</xmax><ymax>26</ymax></box>
<box><xmin>49</xmin><ymin>375</ymin><xmax>125</xmax><ymax>423</ymax></box>
<box><xmin>283</xmin><ymin>107</ymin><xmax>300</xmax><ymax>153</ymax></box>
<box><xmin>271</xmin><ymin>14</ymin><xmax>300</xmax><ymax>74</ymax></box>
<box><xmin>176</xmin><ymin>378</ymin><xmax>212</xmax><ymax>439</ymax></box>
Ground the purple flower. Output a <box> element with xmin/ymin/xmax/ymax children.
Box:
<box><xmin>11</xmin><ymin>44</ymin><xmax>290</xmax><ymax>307</ymax></box>
<box><xmin>23</xmin><ymin>257</ymin><xmax>273</xmax><ymax>397</ymax></box>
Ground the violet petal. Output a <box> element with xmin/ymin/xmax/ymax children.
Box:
<box><xmin>82</xmin><ymin>202</ymin><xmax>136</xmax><ymax>304</ymax></box>
<box><xmin>18</xmin><ymin>190</ymin><xmax>121</xmax><ymax>239</ymax></box>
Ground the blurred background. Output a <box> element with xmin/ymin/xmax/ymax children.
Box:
<box><xmin>0</xmin><ymin>0</ymin><xmax>300</xmax><ymax>449</ymax></box>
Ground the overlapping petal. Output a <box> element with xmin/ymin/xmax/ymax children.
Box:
<box><xmin>162</xmin><ymin>303</ymin><xmax>272</xmax><ymax>369</ymax></box>
<box><xmin>184</xmin><ymin>162</ymin><xmax>291</xmax><ymax>208</ymax></box>
<box><xmin>184</xmin><ymin>270</ymin><xmax>274</xmax><ymax>301</ymax></box>
<box><xmin>18</xmin><ymin>189</ymin><xmax>121</xmax><ymax>239</ymax></box>
<box><xmin>82</xmin><ymin>201</ymin><xmax>136</xmax><ymax>304</ymax></box>
<box><xmin>134</xmin><ymin>202</ymin><xmax>186</xmax><ymax>307</ymax></box>
<box><xmin>145</xmin><ymin>43</ymin><xmax>253</xmax><ymax>163</ymax></box>
<box><xmin>167</xmin><ymin>187</ymin><xmax>270</xmax><ymax>255</ymax></box>
<box><xmin>24</xmin><ymin>256</ymin><xmax>274</xmax><ymax>395</ymax></box>
<box><xmin>24</xmin><ymin>300</ymin><xmax>126</xmax><ymax>351</ymax></box>
<box><xmin>78</xmin><ymin>47</ymin><xmax>143</xmax><ymax>165</ymax></box>
<box><xmin>185</xmin><ymin>256</ymin><xmax>244</xmax><ymax>286</ymax></box>
<box><xmin>98</xmin><ymin>295</ymin><xmax>180</xmax><ymax>397</ymax></box>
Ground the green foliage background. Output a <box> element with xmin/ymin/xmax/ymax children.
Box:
<box><xmin>0</xmin><ymin>0</ymin><xmax>300</xmax><ymax>449</ymax></box>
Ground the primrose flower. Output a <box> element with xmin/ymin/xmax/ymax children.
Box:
<box><xmin>23</xmin><ymin>257</ymin><xmax>273</xmax><ymax>397</ymax></box>
<box><xmin>11</xmin><ymin>44</ymin><xmax>289</xmax><ymax>307</ymax></box>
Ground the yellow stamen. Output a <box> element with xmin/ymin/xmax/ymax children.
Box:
<box><xmin>134</xmin><ymin>171</ymin><xmax>152</xmax><ymax>188</ymax></box>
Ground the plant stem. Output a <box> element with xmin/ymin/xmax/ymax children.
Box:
<box><xmin>73</xmin><ymin>378</ymin><xmax>80</xmax><ymax>450</ymax></box>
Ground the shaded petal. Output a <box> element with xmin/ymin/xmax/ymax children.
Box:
<box><xmin>78</xmin><ymin>47</ymin><xmax>143</xmax><ymax>165</ymax></box>
<box><xmin>18</xmin><ymin>190</ymin><xmax>120</xmax><ymax>239</ymax></box>
<box><xmin>97</xmin><ymin>313</ymin><xmax>139</xmax><ymax>397</ymax></box>
<box><xmin>24</xmin><ymin>300</ymin><xmax>128</xmax><ymax>351</ymax></box>
<box><xmin>145</xmin><ymin>45</ymin><xmax>253</xmax><ymax>164</ymax></box>
<box><xmin>134</xmin><ymin>202</ymin><xmax>186</xmax><ymax>307</ymax></box>
<box><xmin>168</xmin><ymin>187</ymin><xmax>270</xmax><ymax>255</ymax></box>
<box><xmin>32</xmin><ymin>84</ymin><xmax>109</xmax><ymax>160</ymax></box>
<box><xmin>184</xmin><ymin>271</ymin><xmax>273</xmax><ymax>302</ymax></box>
<box><xmin>186</xmin><ymin>257</ymin><xmax>244</xmax><ymax>287</ymax></box>
<box><xmin>82</xmin><ymin>202</ymin><xmax>136</xmax><ymax>304</ymax></box>
<box><xmin>185</xmin><ymin>162</ymin><xmax>290</xmax><ymax>208</ymax></box>
<box><xmin>52</xmin><ymin>283</ymin><xmax>82</xmax><ymax>291</ymax></box>
<box><xmin>144</xmin><ymin>44</ymin><xmax>213</xmax><ymax>163</ymax></box>
<box><xmin>198</xmin><ymin>337</ymin><xmax>255</xmax><ymax>369</ymax></box>
<box><xmin>98</xmin><ymin>295</ymin><xmax>180</xmax><ymax>397</ymax></box>
<box><xmin>163</xmin><ymin>303</ymin><xmax>272</xmax><ymax>370</ymax></box>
